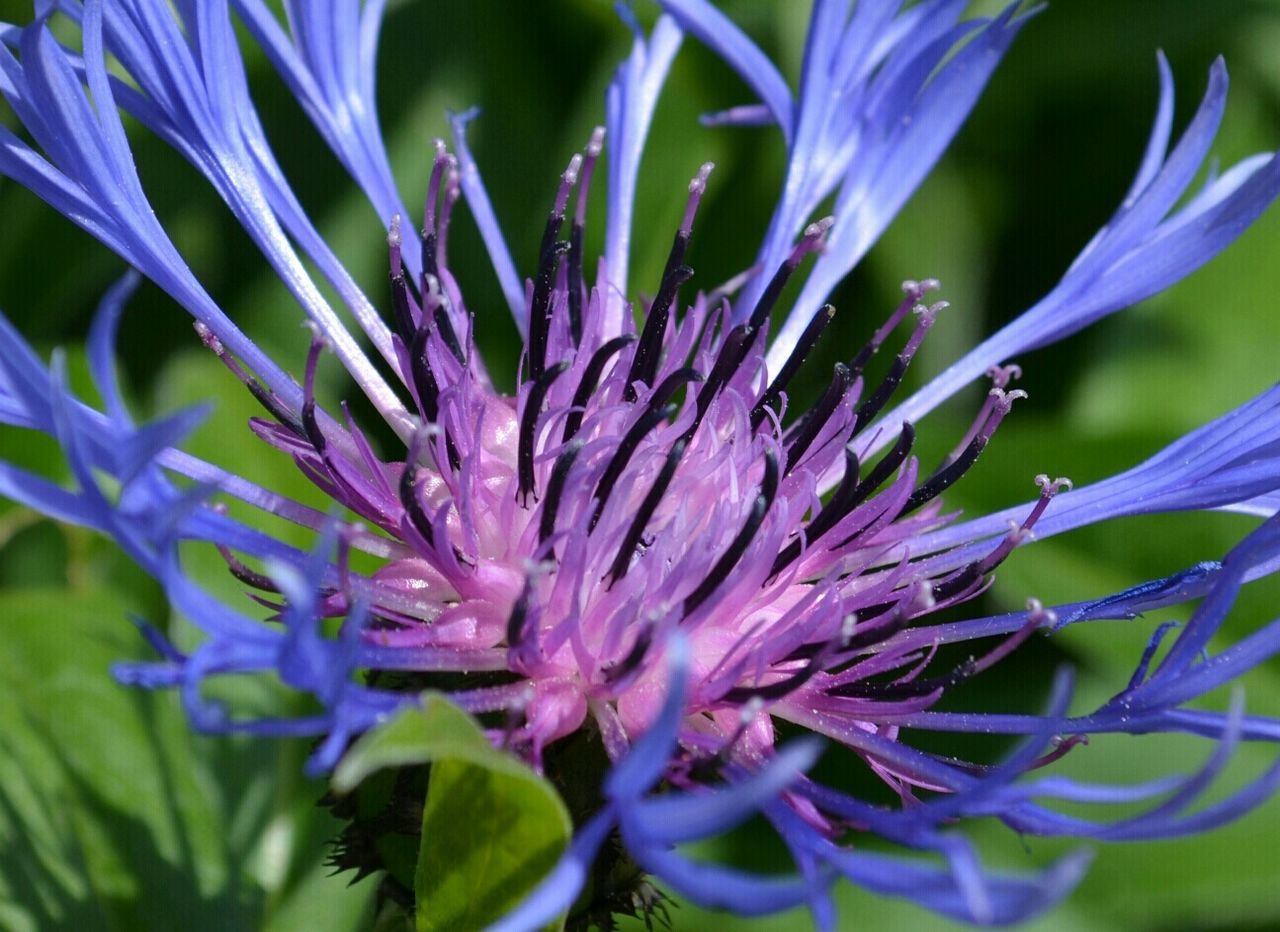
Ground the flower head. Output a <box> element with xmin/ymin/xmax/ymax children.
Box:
<box><xmin>3</xmin><ymin>0</ymin><xmax>1280</xmax><ymax>928</ymax></box>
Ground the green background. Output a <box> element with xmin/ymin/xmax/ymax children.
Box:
<box><xmin>2</xmin><ymin>0</ymin><xmax>1280</xmax><ymax>929</ymax></box>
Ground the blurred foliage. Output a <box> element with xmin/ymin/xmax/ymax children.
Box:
<box><xmin>1</xmin><ymin>0</ymin><xmax>1280</xmax><ymax>929</ymax></box>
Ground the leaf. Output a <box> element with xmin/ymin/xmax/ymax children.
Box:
<box><xmin>332</xmin><ymin>694</ymin><xmax>572</xmax><ymax>932</ymax></box>
<box><xmin>0</xmin><ymin>587</ymin><xmax>252</xmax><ymax>931</ymax></box>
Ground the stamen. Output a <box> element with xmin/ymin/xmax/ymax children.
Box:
<box><xmin>539</xmin><ymin>439</ymin><xmax>585</xmax><ymax>546</ymax></box>
<box><xmin>785</xmin><ymin>363</ymin><xmax>853</xmax><ymax>472</ymax></box>
<box><xmin>771</xmin><ymin>444</ymin><xmax>860</xmax><ymax>575</ymax></box>
<box><xmin>437</xmin><ymin>158</ymin><xmax>461</xmax><ymax>270</ymax></box>
<box><xmin>194</xmin><ymin>321</ymin><xmax>300</xmax><ymax>430</ymax></box>
<box><xmin>216</xmin><ymin>544</ymin><xmax>279</xmax><ymax>592</ymax></box>
<box><xmin>300</xmin><ymin>330</ymin><xmax>328</xmax><ymax>454</ymax></box>
<box><xmin>683</xmin><ymin>451</ymin><xmax>779</xmax><ymax>616</ymax></box>
<box><xmin>974</xmin><ymin>475</ymin><xmax>1071</xmax><ymax>574</ymax></box>
<box><xmin>398</xmin><ymin>430</ymin><xmax>436</xmax><ymax>549</ymax></box>
<box><xmin>721</xmin><ymin>660</ymin><xmax>823</xmax><ymax>703</ymax></box>
<box><xmin>535</xmin><ymin>152</ymin><xmax>581</xmax><ymax>273</ymax></box>
<box><xmin>647</xmin><ymin>366</ymin><xmax>705</xmax><ymax>410</ymax></box>
<box><xmin>851</xmin><ymin>301</ymin><xmax>945</xmax><ymax>436</ymax></box>
<box><xmin>527</xmin><ymin>241</ymin><xmax>570</xmax><ymax>383</ymax></box>
<box><xmin>938</xmin><ymin>364</ymin><xmax>1023</xmax><ymax>469</ymax></box>
<box><xmin>692</xmin><ymin>696</ymin><xmax>765</xmax><ymax>776</ymax></box>
<box><xmin>568</xmin><ymin>127</ymin><xmax>605</xmax><ymax>345</ymax></box>
<box><xmin>624</xmin><ymin>164</ymin><xmax>712</xmax><ymax>400</ymax></box>
<box><xmin>601</xmin><ymin>622</ymin><xmax>654</xmax><ymax>685</ymax></box>
<box><xmin>625</xmin><ymin>264</ymin><xmax>694</xmax><ymax>400</ymax></box>
<box><xmin>518</xmin><ymin>361</ymin><xmax>570</xmax><ymax>506</ymax></box>
<box><xmin>589</xmin><ymin>402</ymin><xmax>678</xmax><ymax>531</ymax></box>
<box><xmin>562</xmin><ymin>335</ymin><xmax>636</xmax><ymax>442</ymax></box>
<box><xmin>694</xmin><ymin>221</ymin><xmax>830</xmax><ymax>424</ymax></box>
<box><xmin>608</xmin><ymin>438</ymin><xmax>688</xmax><ymax>584</ymax></box>
<box><xmin>422</xmin><ymin>139</ymin><xmax>450</xmax><ymax>281</ymax></box>
<box><xmin>693</xmin><ymin>322</ymin><xmax>755</xmax><ymax>425</ymax></box>
<box><xmin>902</xmin><ymin>388</ymin><xmax>1026</xmax><ymax>514</ymax></box>
<box><xmin>408</xmin><ymin>320</ymin><xmax>441</xmax><ymax>423</ymax></box>
<box><xmin>850</xmin><ymin>422</ymin><xmax>916</xmax><ymax>508</ymax></box>
<box><xmin>830</xmin><ymin>582</ymin><xmax>934</xmax><ymax>658</ymax></box>
<box><xmin>744</xmin><ymin>218</ymin><xmax>833</xmax><ymax>333</ymax></box>
<box><xmin>505</xmin><ymin>578</ymin><xmax>536</xmax><ymax>649</ymax></box>
<box><xmin>847</xmin><ymin>280</ymin><xmax>938</xmax><ymax>378</ymax></box>
<box><xmin>388</xmin><ymin>216</ymin><xmax>420</xmax><ymax>339</ymax></box>
<box><xmin>424</xmin><ymin>274</ymin><xmax>466</xmax><ymax>365</ymax></box>
<box><xmin>751</xmin><ymin>303</ymin><xmax>837</xmax><ymax>428</ymax></box>
<box><xmin>835</xmin><ymin>602</ymin><xmax>1045</xmax><ymax>701</ymax></box>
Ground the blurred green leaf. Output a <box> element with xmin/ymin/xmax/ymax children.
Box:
<box><xmin>0</xmin><ymin>587</ymin><xmax>252</xmax><ymax>931</ymax></box>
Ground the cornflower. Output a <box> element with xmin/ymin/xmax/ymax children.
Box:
<box><xmin>2</xmin><ymin>1</ymin><xmax>1280</xmax><ymax>928</ymax></box>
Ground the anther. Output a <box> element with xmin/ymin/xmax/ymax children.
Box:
<box><xmin>518</xmin><ymin>361</ymin><xmax>570</xmax><ymax>506</ymax></box>
<box><xmin>771</xmin><ymin>443</ymin><xmax>860</xmax><ymax>574</ymax></box>
<box><xmin>195</xmin><ymin>322</ymin><xmax>299</xmax><ymax>430</ymax></box>
<box><xmin>437</xmin><ymin>158</ymin><xmax>461</xmax><ymax>268</ymax></box>
<box><xmin>408</xmin><ymin>320</ymin><xmax>441</xmax><ymax>423</ymax></box>
<box><xmin>608</xmin><ymin>438</ymin><xmax>688</xmax><ymax>584</ymax></box>
<box><xmin>692</xmin><ymin>323</ymin><xmax>756</xmax><ymax>427</ymax></box>
<box><xmin>751</xmin><ymin>303</ymin><xmax>837</xmax><ymax>428</ymax></box>
<box><xmin>422</xmin><ymin>140</ymin><xmax>451</xmax><ymax>281</ymax></box>
<box><xmin>423</xmin><ymin>273</ymin><xmax>466</xmax><ymax>366</ymax></box>
<box><xmin>785</xmin><ymin>363</ymin><xmax>853</xmax><ymax>473</ymax></box>
<box><xmin>539</xmin><ymin>439</ymin><xmax>585</xmax><ymax>546</ymax></box>
<box><xmin>744</xmin><ymin>217</ymin><xmax>832</xmax><ymax>334</ymax></box>
<box><xmin>301</xmin><ymin>332</ymin><xmax>328</xmax><ymax>455</ymax></box>
<box><xmin>851</xmin><ymin>301</ymin><xmax>942</xmax><ymax>436</ymax></box>
<box><xmin>851</xmin><ymin>422</ymin><xmax>916</xmax><ymax>507</ymax></box>
<box><xmin>399</xmin><ymin>431</ymin><xmax>436</xmax><ymax>549</ymax></box>
<box><xmin>505</xmin><ymin>579</ymin><xmax>536</xmax><ymax>649</ymax></box>
<box><xmin>902</xmin><ymin>390</ymin><xmax>1024</xmax><ymax>515</ymax></box>
<box><xmin>568</xmin><ymin>129</ymin><xmax>606</xmax><ymax>344</ymax></box>
<box><xmin>389</xmin><ymin>216</ymin><xmax>421</xmax><ymax>340</ymax></box>
<box><xmin>527</xmin><ymin>241</ymin><xmax>571</xmax><ymax>383</ymax></box>
<box><xmin>682</xmin><ymin>451</ymin><xmax>778</xmax><ymax>617</ymax></box>
<box><xmin>216</xmin><ymin>544</ymin><xmax>279</xmax><ymax>592</ymax></box>
<box><xmin>847</xmin><ymin>287</ymin><xmax>928</xmax><ymax>379</ymax></box>
<box><xmin>625</xmin><ymin>263</ymin><xmax>695</xmax><ymax>400</ymax></box>
<box><xmin>589</xmin><ymin>401</ymin><xmax>679</xmax><ymax>531</ymax></box>
<box><xmin>602</xmin><ymin>623</ymin><xmax>654</xmax><ymax>685</ymax></box>
<box><xmin>562</xmin><ymin>335</ymin><xmax>636</xmax><ymax>443</ymax></box>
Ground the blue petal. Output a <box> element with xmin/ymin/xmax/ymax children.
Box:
<box><xmin>624</xmin><ymin>737</ymin><xmax>822</xmax><ymax>844</ymax></box>
<box><xmin>655</xmin><ymin>0</ymin><xmax>791</xmax><ymax>134</ymax></box>
<box><xmin>621</xmin><ymin>835</ymin><xmax>817</xmax><ymax>915</ymax></box>
<box><xmin>449</xmin><ymin>107</ymin><xmax>527</xmax><ymax>331</ymax></box>
<box><xmin>86</xmin><ymin>270</ymin><xmax>141</xmax><ymax>426</ymax></box>
<box><xmin>909</xmin><ymin>383</ymin><xmax>1280</xmax><ymax>566</ymax></box>
<box><xmin>873</xmin><ymin>59</ymin><xmax>1280</xmax><ymax>450</ymax></box>
<box><xmin>605</xmin><ymin>634</ymin><xmax>689</xmax><ymax>800</ymax></box>
<box><xmin>603</xmin><ymin>11</ymin><xmax>683</xmax><ymax>315</ymax></box>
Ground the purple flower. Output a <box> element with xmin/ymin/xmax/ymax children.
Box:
<box><xmin>2</xmin><ymin>0</ymin><xmax>1280</xmax><ymax>928</ymax></box>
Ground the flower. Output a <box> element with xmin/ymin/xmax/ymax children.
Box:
<box><xmin>2</xmin><ymin>0</ymin><xmax>1280</xmax><ymax>929</ymax></box>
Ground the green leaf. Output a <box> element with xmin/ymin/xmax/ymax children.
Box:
<box><xmin>0</xmin><ymin>587</ymin><xmax>251</xmax><ymax>931</ymax></box>
<box><xmin>332</xmin><ymin>694</ymin><xmax>572</xmax><ymax>932</ymax></box>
